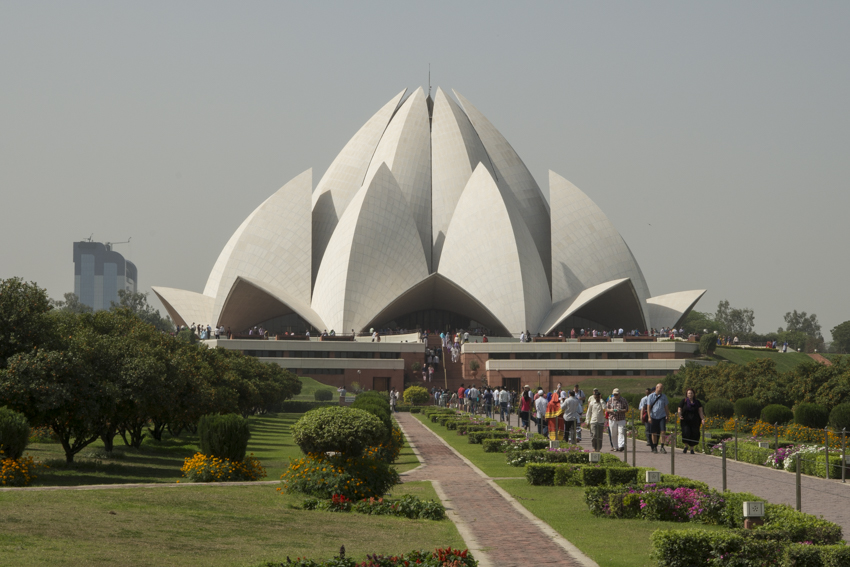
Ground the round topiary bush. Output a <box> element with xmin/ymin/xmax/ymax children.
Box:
<box><xmin>734</xmin><ymin>397</ymin><xmax>762</xmax><ymax>420</ymax></box>
<box><xmin>760</xmin><ymin>404</ymin><xmax>794</xmax><ymax>425</ymax></box>
<box><xmin>403</xmin><ymin>385</ymin><xmax>430</xmax><ymax>406</ymax></box>
<box><xmin>351</xmin><ymin>399</ymin><xmax>392</xmax><ymax>435</ymax></box>
<box><xmin>704</xmin><ymin>399</ymin><xmax>734</xmax><ymax>418</ymax></box>
<box><xmin>313</xmin><ymin>389</ymin><xmax>334</xmax><ymax>401</ymax></box>
<box><xmin>829</xmin><ymin>403</ymin><xmax>850</xmax><ymax>432</ymax></box>
<box><xmin>794</xmin><ymin>403</ymin><xmax>829</xmax><ymax>429</ymax></box>
<box><xmin>699</xmin><ymin>333</ymin><xmax>718</xmax><ymax>355</ymax></box>
<box><xmin>0</xmin><ymin>407</ymin><xmax>30</xmax><ymax>460</ymax></box>
<box><xmin>198</xmin><ymin>413</ymin><xmax>251</xmax><ymax>462</ymax></box>
<box><xmin>291</xmin><ymin>406</ymin><xmax>387</xmax><ymax>457</ymax></box>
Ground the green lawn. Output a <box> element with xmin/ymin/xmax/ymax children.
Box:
<box><xmin>713</xmin><ymin>346</ymin><xmax>812</xmax><ymax>373</ymax></box>
<box><xmin>0</xmin><ymin>481</ymin><xmax>463</xmax><ymax>567</ymax></box>
<box><xmin>292</xmin><ymin>375</ymin><xmax>338</xmax><ymax>401</ymax></box>
<box><xmin>24</xmin><ymin>412</ymin><xmax>418</xmax><ymax>486</ymax></box>
<box><xmin>496</xmin><ymin>480</ymin><xmax>725</xmax><ymax>567</ymax></box>
<box><xmin>412</xmin><ymin>414</ymin><xmax>525</xmax><ymax>478</ymax></box>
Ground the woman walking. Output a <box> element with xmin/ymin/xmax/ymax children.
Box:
<box><xmin>678</xmin><ymin>388</ymin><xmax>705</xmax><ymax>454</ymax></box>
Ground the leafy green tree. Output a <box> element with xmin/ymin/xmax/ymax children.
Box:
<box><xmin>682</xmin><ymin>311</ymin><xmax>726</xmax><ymax>335</ymax></box>
<box><xmin>830</xmin><ymin>321</ymin><xmax>850</xmax><ymax>354</ymax></box>
<box><xmin>779</xmin><ymin>310</ymin><xmax>822</xmax><ymax>339</ymax></box>
<box><xmin>112</xmin><ymin>289</ymin><xmax>174</xmax><ymax>332</ymax></box>
<box><xmin>714</xmin><ymin>300</ymin><xmax>755</xmax><ymax>336</ymax></box>
<box><xmin>0</xmin><ymin>277</ymin><xmax>55</xmax><ymax>368</ymax></box>
<box><xmin>49</xmin><ymin>292</ymin><xmax>93</xmax><ymax>314</ymax></box>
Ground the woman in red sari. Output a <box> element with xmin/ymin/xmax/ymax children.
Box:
<box><xmin>546</xmin><ymin>393</ymin><xmax>565</xmax><ymax>441</ymax></box>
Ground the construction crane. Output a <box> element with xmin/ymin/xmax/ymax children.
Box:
<box><xmin>105</xmin><ymin>237</ymin><xmax>131</xmax><ymax>252</ymax></box>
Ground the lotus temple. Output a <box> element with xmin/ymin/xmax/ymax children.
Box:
<box><xmin>153</xmin><ymin>87</ymin><xmax>708</xmax><ymax>392</ymax></box>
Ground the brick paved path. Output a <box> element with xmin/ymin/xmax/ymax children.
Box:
<box><xmin>395</xmin><ymin>413</ymin><xmax>596</xmax><ymax>567</ymax></box>
<box><xmin>577</xmin><ymin>427</ymin><xmax>850</xmax><ymax>533</ymax></box>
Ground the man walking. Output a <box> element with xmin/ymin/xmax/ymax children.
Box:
<box><xmin>499</xmin><ymin>387</ymin><xmax>511</xmax><ymax>421</ymax></box>
<box><xmin>638</xmin><ymin>387</ymin><xmax>652</xmax><ymax>446</ymax></box>
<box><xmin>585</xmin><ymin>388</ymin><xmax>606</xmax><ymax>452</ymax></box>
<box><xmin>535</xmin><ymin>389</ymin><xmax>548</xmax><ymax>436</ymax></box>
<box><xmin>562</xmin><ymin>390</ymin><xmax>582</xmax><ymax>444</ymax></box>
<box><xmin>572</xmin><ymin>384</ymin><xmax>586</xmax><ymax>441</ymax></box>
<box><xmin>646</xmin><ymin>383</ymin><xmax>670</xmax><ymax>454</ymax></box>
<box><xmin>606</xmin><ymin>388</ymin><xmax>629</xmax><ymax>452</ymax></box>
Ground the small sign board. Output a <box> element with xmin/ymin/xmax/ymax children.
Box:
<box><xmin>589</xmin><ymin>452</ymin><xmax>601</xmax><ymax>463</ymax></box>
<box><xmin>549</xmin><ymin>440</ymin><xmax>560</xmax><ymax>449</ymax></box>
<box><xmin>704</xmin><ymin>432</ymin><xmax>712</xmax><ymax>439</ymax></box>
<box><xmin>845</xmin><ymin>455</ymin><xmax>850</xmax><ymax>465</ymax></box>
<box><xmin>345</xmin><ymin>396</ymin><xmax>356</xmax><ymax>403</ymax></box>
<box><xmin>645</xmin><ymin>471</ymin><xmax>661</xmax><ymax>483</ymax></box>
<box><xmin>743</xmin><ymin>501</ymin><xmax>765</xmax><ymax>518</ymax></box>
<box><xmin>758</xmin><ymin>442</ymin><xmax>770</xmax><ymax>449</ymax></box>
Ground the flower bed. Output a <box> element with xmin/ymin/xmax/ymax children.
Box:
<box><xmin>301</xmin><ymin>494</ymin><xmax>446</xmax><ymax>520</ymax></box>
<box><xmin>505</xmin><ymin>446</ymin><xmax>623</xmax><ymax>467</ymax></box>
<box><xmin>259</xmin><ymin>547</ymin><xmax>477</xmax><ymax>567</ymax></box>
<box><xmin>0</xmin><ymin>455</ymin><xmax>44</xmax><ymax>487</ymax></box>
<box><xmin>280</xmin><ymin>448</ymin><xmax>400</xmax><ymax>500</ymax></box>
<box><xmin>481</xmin><ymin>437</ymin><xmax>549</xmax><ymax>453</ymax></box>
<box><xmin>181</xmin><ymin>452</ymin><xmax>266</xmax><ymax>482</ymax></box>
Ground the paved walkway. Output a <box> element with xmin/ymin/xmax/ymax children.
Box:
<box><xmin>576</xmin><ymin>427</ymin><xmax>850</xmax><ymax>533</ymax></box>
<box><xmin>395</xmin><ymin>413</ymin><xmax>597</xmax><ymax>567</ymax></box>
<box><xmin>809</xmin><ymin>353</ymin><xmax>833</xmax><ymax>366</ymax></box>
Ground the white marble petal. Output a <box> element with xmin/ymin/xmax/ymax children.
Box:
<box><xmin>647</xmin><ymin>290</ymin><xmax>707</xmax><ymax>329</ymax></box>
<box><xmin>151</xmin><ymin>286</ymin><xmax>214</xmax><ymax>329</ymax></box>
<box><xmin>430</xmin><ymin>88</ymin><xmax>495</xmax><ymax>270</ymax></box>
<box><xmin>538</xmin><ymin>278</ymin><xmax>643</xmax><ymax>334</ymax></box>
<box><xmin>311</xmin><ymin>89</ymin><xmax>407</xmax><ymax>285</ymax></box>
<box><xmin>209</xmin><ymin>169</ymin><xmax>313</xmax><ymax>326</ymax></box>
<box><xmin>311</xmin><ymin>163</ymin><xmax>430</xmax><ymax>333</ymax></box>
<box><xmin>550</xmin><ymin>170</ymin><xmax>651</xmax><ymax>305</ymax></box>
<box><xmin>438</xmin><ymin>164</ymin><xmax>550</xmax><ymax>335</ymax></box>
<box><xmin>362</xmin><ymin>87</ymin><xmax>432</xmax><ymax>270</ymax></box>
<box><xmin>453</xmin><ymin>89</ymin><xmax>552</xmax><ymax>287</ymax></box>
<box><xmin>218</xmin><ymin>276</ymin><xmax>327</xmax><ymax>332</ymax></box>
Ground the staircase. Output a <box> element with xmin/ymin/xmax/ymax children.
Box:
<box><xmin>426</xmin><ymin>335</ymin><xmax>465</xmax><ymax>390</ymax></box>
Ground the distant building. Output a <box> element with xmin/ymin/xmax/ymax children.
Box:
<box><xmin>73</xmin><ymin>241</ymin><xmax>137</xmax><ymax>311</ymax></box>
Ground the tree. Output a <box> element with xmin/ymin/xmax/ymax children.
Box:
<box><xmin>831</xmin><ymin>321</ymin><xmax>850</xmax><ymax>354</ymax></box>
<box><xmin>778</xmin><ymin>310</ymin><xmax>822</xmax><ymax>339</ymax></box>
<box><xmin>112</xmin><ymin>290</ymin><xmax>174</xmax><ymax>332</ymax></box>
<box><xmin>714</xmin><ymin>300</ymin><xmax>754</xmax><ymax>336</ymax></box>
<box><xmin>682</xmin><ymin>311</ymin><xmax>725</xmax><ymax>335</ymax></box>
<box><xmin>0</xmin><ymin>277</ymin><xmax>55</xmax><ymax>368</ymax></box>
<box><xmin>50</xmin><ymin>292</ymin><xmax>93</xmax><ymax>314</ymax></box>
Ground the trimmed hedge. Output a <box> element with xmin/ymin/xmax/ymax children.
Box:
<box><xmin>828</xmin><ymin>403</ymin><xmax>850</xmax><ymax>431</ymax></box>
<box><xmin>761</xmin><ymin>404</ymin><xmax>794</xmax><ymax>425</ymax></box>
<box><xmin>584</xmin><ymin>481</ymin><xmax>712</xmax><ymax>515</ymax></box>
<box><xmin>467</xmin><ymin>430</ymin><xmax>520</xmax><ymax>444</ymax></box>
<box><xmin>291</xmin><ymin>406</ymin><xmax>386</xmax><ymax>457</ymax></box>
<box><xmin>198</xmin><ymin>413</ymin><xmax>251</xmax><ymax>462</ymax></box>
<box><xmin>607</xmin><ymin>467</ymin><xmax>639</xmax><ymax>486</ymax></box>
<box><xmin>507</xmin><ymin>448</ymin><xmax>625</xmax><ymax>467</ymax></box>
<box><xmin>705</xmin><ymin>398</ymin><xmax>735</xmax><ymax>418</ymax></box>
<box><xmin>580</xmin><ymin>467</ymin><xmax>607</xmax><ymax>487</ymax></box>
<box><xmin>795</xmin><ymin>403</ymin><xmax>830</xmax><ymax>429</ymax></box>
<box><xmin>313</xmin><ymin>389</ymin><xmax>334</xmax><ymax>401</ymax></box>
<box><xmin>734</xmin><ymin>397</ymin><xmax>762</xmax><ymax>420</ymax></box>
<box><xmin>0</xmin><ymin>406</ymin><xmax>30</xmax><ymax>459</ymax></box>
<box><xmin>482</xmin><ymin>438</ymin><xmax>549</xmax><ymax>453</ymax></box>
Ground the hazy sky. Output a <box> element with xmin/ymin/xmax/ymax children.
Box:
<box><xmin>1</xmin><ymin>2</ymin><xmax>848</xmax><ymax>340</ymax></box>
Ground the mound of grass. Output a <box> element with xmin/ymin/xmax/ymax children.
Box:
<box><xmin>714</xmin><ymin>347</ymin><xmax>811</xmax><ymax>373</ymax></box>
<box><xmin>293</xmin><ymin>376</ymin><xmax>339</xmax><ymax>401</ymax></box>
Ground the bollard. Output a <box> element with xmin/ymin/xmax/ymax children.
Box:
<box><xmin>825</xmin><ymin>427</ymin><xmax>830</xmax><ymax>480</ymax></box>
<box><xmin>774</xmin><ymin>422</ymin><xmax>779</xmax><ymax>451</ymax></box>
<box><xmin>671</xmin><ymin>420</ymin><xmax>676</xmax><ymax>475</ymax></box>
<box><xmin>623</xmin><ymin>420</ymin><xmax>629</xmax><ymax>463</ymax></box>
<box><xmin>722</xmin><ymin>443</ymin><xmax>727</xmax><ymax>492</ymax></box>
<box><xmin>796</xmin><ymin>454</ymin><xmax>801</xmax><ymax>511</ymax></box>
<box><xmin>701</xmin><ymin>420</ymin><xmax>706</xmax><ymax>454</ymax></box>
<box><xmin>842</xmin><ymin>429</ymin><xmax>846</xmax><ymax>483</ymax></box>
<box><xmin>734</xmin><ymin>419</ymin><xmax>739</xmax><ymax>461</ymax></box>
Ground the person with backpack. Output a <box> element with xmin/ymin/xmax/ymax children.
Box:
<box><xmin>638</xmin><ymin>387</ymin><xmax>653</xmax><ymax>446</ymax></box>
<box><xmin>646</xmin><ymin>383</ymin><xmax>670</xmax><ymax>454</ymax></box>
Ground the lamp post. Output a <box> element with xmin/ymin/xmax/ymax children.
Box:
<box><xmin>537</xmin><ymin>370</ymin><xmax>541</xmax><ymax>389</ymax></box>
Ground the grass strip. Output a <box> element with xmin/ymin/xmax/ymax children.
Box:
<box><xmin>495</xmin><ymin>479</ymin><xmax>726</xmax><ymax>567</ymax></box>
<box><xmin>0</xmin><ymin>481</ymin><xmax>463</xmax><ymax>567</ymax></box>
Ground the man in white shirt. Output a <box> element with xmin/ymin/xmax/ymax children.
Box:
<box><xmin>562</xmin><ymin>390</ymin><xmax>582</xmax><ymax>444</ymax></box>
<box><xmin>499</xmin><ymin>387</ymin><xmax>511</xmax><ymax>420</ymax></box>
<box><xmin>534</xmin><ymin>390</ymin><xmax>548</xmax><ymax>436</ymax></box>
<box><xmin>585</xmin><ymin>389</ymin><xmax>606</xmax><ymax>452</ymax></box>
<box><xmin>466</xmin><ymin>385</ymin><xmax>479</xmax><ymax>414</ymax></box>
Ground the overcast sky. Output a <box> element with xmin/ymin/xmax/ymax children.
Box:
<box><xmin>1</xmin><ymin>2</ymin><xmax>848</xmax><ymax>339</ymax></box>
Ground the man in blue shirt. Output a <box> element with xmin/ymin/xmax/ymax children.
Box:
<box><xmin>646</xmin><ymin>383</ymin><xmax>670</xmax><ymax>454</ymax></box>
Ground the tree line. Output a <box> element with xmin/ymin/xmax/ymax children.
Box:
<box><xmin>683</xmin><ymin>299</ymin><xmax>849</xmax><ymax>354</ymax></box>
<box><xmin>0</xmin><ymin>277</ymin><xmax>301</xmax><ymax>462</ymax></box>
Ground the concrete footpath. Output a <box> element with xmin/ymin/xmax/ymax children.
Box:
<box><xmin>395</xmin><ymin>413</ymin><xmax>597</xmax><ymax>567</ymax></box>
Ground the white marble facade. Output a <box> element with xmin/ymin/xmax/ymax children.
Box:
<box><xmin>156</xmin><ymin>88</ymin><xmax>704</xmax><ymax>335</ymax></box>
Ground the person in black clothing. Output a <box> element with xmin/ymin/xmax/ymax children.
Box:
<box><xmin>678</xmin><ymin>388</ymin><xmax>705</xmax><ymax>454</ymax></box>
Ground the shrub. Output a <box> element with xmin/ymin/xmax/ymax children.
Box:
<box><xmin>0</xmin><ymin>406</ymin><xmax>30</xmax><ymax>459</ymax></box>
<box><xmin>705</xmin><ymin>398</ymin><xmax>734</xmax><ymax>418</ymax></box>
<box><xmin>355</xmin><ymin>391</ymin><xmax>391</xmax><ymax>406</ymax></box>
<box><xmin>828</xmin><ymin>403</ymin><xmax>850</xmax><ymax>431</ymax></box>
<box><xmin>313</xmin><ymin>389</ymin><xmax>334</xmax><ymax>401</ymax></box>
<box><xmin>763</xmin><ymin>503</ymin><xmax>843</xmax><ymax>545</ymax></box>
<box><xmin>276</xmin><ymin>400</ymin><xmax>336</xmax><ymax>413</ymax></box>
<box><xmin>699</xmin><ymin>333</ymin><xmax>718</xmax><ymax>355</ymax></box>
<box><xmin>606</xmin><ymin>467</ymin><xmax>639</xmax><ymax>486</ymax></box>
<box><xmin>181</xmin><ymin>452</ymin><xmax>266</xmax><ymax>482</ymax></box>
<box><xmin>663</xmin><ymin>373</ymin><xmax>684</xmax><ymax>396</ymax></box>
<box><xmin>650</xmin><ymin>529</ymin><xmax>783</xmax><ymax>567</ymax></box>
<box><xmin>761</xmin><ymin>404</ymin><xmax>794</xmax><ymax>425</ymax></box>
<box><xmin>351</xmin><ymin>398</ymin><xmax>392</xmax><ymax>435</ymax></box>
<box><xmin>353</xmin><ymin>494</ymin><xmax>447</xmax><ymax>520</ymax></box>
<box><xmin>795</xmin><ymin>403</ymin><xmax>829</xmax><ymax>429</ymax></box>
<box><xmin>198</xmin><ymin>413</ymin><xmax>251</xmax><ymax>462</ymax></box>
<box><xmin>374</xmin><ymin>425</ymin><xmax>404</xmax><ymax>464</ymax></box>
<box><xmin>259</xmin><ymin>547</ymin><xmax>477</xmax><ymax>567</ymax></box>
<box><xmin>525</xmin><ymin>463</ymin><xmax>557</xmax><ymax>485</ymax></box>
<box><xmin>734</xmin><ymin>397</ymin><xmax>762</xmax><ymax>420</ymax></box>
<box><xmin>580</xmin><ymin>467</ymin><xmax>607</xmax><ymax>487</ymax></box>
<box><xmin>291</xmin><ymin>407</ymin><xmax>387</xmax><ymax>458</ymax></box>
<box><xmin>403</xmin><ymin>385</ymin><xmax>430</xmax><ymax>406</ymax></box>
<box><xmin>279</xmin><ymin>450</ymin><xmax>400</xmax><ymax>500</ymax></box>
